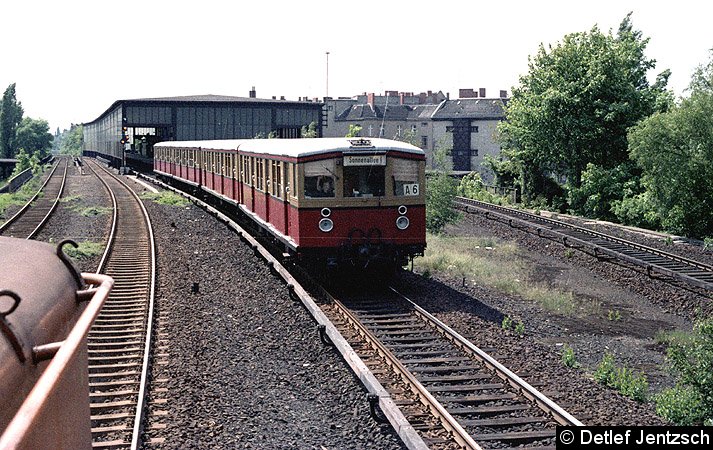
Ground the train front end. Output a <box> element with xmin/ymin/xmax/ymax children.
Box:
<box><xmin>293</xmin><ymin>138</ymin><xmax>426</xmax><ymax>276</ymax></box>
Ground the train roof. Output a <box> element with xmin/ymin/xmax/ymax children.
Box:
<box><xmin>153</xmin><ymin>137</ymin><xmax>424</xmax><ymax>158</ymax></box>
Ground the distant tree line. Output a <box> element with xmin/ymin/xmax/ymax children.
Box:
<box><xmin>487</xmin><ymin>13</ymin><xmax>713</xmax><ymax>241</ymax></box>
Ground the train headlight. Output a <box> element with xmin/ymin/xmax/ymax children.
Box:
<box><xmin>319</xmin><ymin>218</ymin><xmax>334</xmax><ymax>233</ymax></box>
<box><xmin>396</xmin><ymin>216</ymin><xmax>410</xmax><ymax>230</ymax></box>
<box><xmin>398</xmin><ymin>205</ymin><xmax>408</xmax><ymax>215</ymax></box>
<box><xmin>321</xmin><ymin>208</ymin><xmax>331</xmax><ymax>217</ymax></box>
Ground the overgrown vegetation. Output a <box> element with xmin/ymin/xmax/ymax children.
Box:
<box><xmin>140</xmin><ymin>191</ymin><xmax>190</xmax><ymax>207</ymax></box>
<box><xmin>414</xmin><ymin>233</ymin><xmax>599</xmax><ymax>316</ymax></box>
<box><xmin>426</xmin><ymin>146</ymin><xmax>459</xmax><ymax>233</ymax></box>
<box><xmin>457</xmin><ymin>172</ymin><xmax>513</xmax><ymax>205</ymax></box>
<box><xmin>0</xmin><ymin>173</ymin><xmax>44</xmax><ymax>219</ymax></box>
<box><xmin>655</xmin><ymin>319</ymin><xmax>713</xmax><ymax>425</ymax></box>
<box><xmin>64</xmin><ymin>241</ymin><xmax>104</xmax><ymax>260</ymax></box>
<box><xmin>593</xmin><ymin>352</ymin><xmax>648</xmax><ymax>402</ymax></box>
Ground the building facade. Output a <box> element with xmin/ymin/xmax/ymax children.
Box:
<box><xmin>323</xmin><ymin>88</ymin><xmax>507</xmax><ymax>181</ymax></box>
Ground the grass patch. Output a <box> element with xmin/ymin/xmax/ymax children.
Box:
<box><xmin>654</xmin><ymin>328</ymin><xmax>695</xmax><ymax>348</ymax></box>
<box><xmin>415</xmin><ymin>232</ymin><xmax>588</xmax><ymax>316</ymax></box>
<box><xmin>64</xmin><ymin>241</ymin><xmax>105</xmax><ymax>260</ymax></box>
<box><xmin>140</xmin><ymin>191</ymin><xmax>190</xmax><ymax>207</ymax></box>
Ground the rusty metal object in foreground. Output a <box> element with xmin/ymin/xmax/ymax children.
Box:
<box><xmin>0</xmin><ymin>237</ymin><xmax>113</xmax><ymax>450</ymax></box>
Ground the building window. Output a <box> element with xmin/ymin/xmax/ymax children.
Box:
<box><xmin>368</xmin><ymin>125</ymin><xmax>374</xmax><ymax>137</ymax></box>
<box><xmin>411</xmin><ymin>124</ymin><xmax>417</xmax><ymax>133</ymax></box>
<box><xmin>379</xmin><ymin>125</ymin><xmax>385</xmax><ymax>137</ymax></box>
<box><xmin>421</xmin><ymin>136</ymin><xmax>428</xmax><ymax>148</ymax></box>
<box><xmin>396</xmin><ymin>125</ymin><xmax>402</xmax><ymax>137</ymax></box>
<box><xmin>446</xmin><ymin>126</ymin><xmax>453</xmax><ymax>132</ymax></box>
<box><xmin>472</xmin><ymin>148</ymin><xmax>479</xmax><ymax>156</ymax></box>
<box><xmin>471</xmin><ymin>126</ymin><xmax>479</xmax><ymax>133</ymax></box>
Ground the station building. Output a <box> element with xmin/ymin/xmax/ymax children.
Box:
<box><xmin>83</xmin><ymin>92</ymin><xmax>324</xmax><ymax>169</ymax></box>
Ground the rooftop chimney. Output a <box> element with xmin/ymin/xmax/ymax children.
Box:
<box><xmin>367</xmin><ymin>93</ymin><xmax>376</xmax><ymax>108</ymax></box>
<box><xmin>459</xmin><ymin>88</ymin><xmax>478</xmax><ymax>98</ymax></box>
<box><xmin>479</xmin><ymin>88</ymin><xmax>486</xmax><ymax>98</ymax></box>
<box><xmin>500</xmin><ymin>90</ymin><xmax>508</xmax><ymax>98</ymax></box>
<box><xmin>249</xmin><ymin>86</ymin><xmax>256</xmax><ymax>98</ymax></box>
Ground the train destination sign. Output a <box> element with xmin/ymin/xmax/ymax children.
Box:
<box><xmin>343</xmin><ymin>155</ymin><xmax>386</xmax><ymax>166</ymax></box>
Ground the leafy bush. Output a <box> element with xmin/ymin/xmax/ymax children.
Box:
<box><xmin>656</xmin><ymin>385</ymin><xmax>707</xmax><ymax>425</ymax></box>
<box><xmin>568</xmin><ymin>162</ymin><xmax>641</xmax><ymax>221</ymax></box>
<box><xmin>661</xmin><ymin>318</ymin><xmax>713</xmax><ymax>423</ymax></box>
<box><xmin>561</xmin><ymin>345</ymin><xmax>579</xmax><ymax>368</ymax></box>
<box><xmin>426</xmin><ymin>172</ymin><xmax>459</xmax><ymax>233</ymax></box>
<box><xmin>593</xmin><ymin>352</ymin><xmax>648</xmax><ymax>402</ymax></box>
<box><xmin>611</xmin><ymin>190</ymin><xmax>661</xmax><ymax>230</ymax></box>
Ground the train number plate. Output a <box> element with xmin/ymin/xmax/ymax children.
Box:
<box><xmin>403</xmin><ymin>184</ymin><xmax>420</xmax><ymax>196</ymax></box>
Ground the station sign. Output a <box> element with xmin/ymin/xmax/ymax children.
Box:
<box><xmin>343</xmin><ymin>154</ymin><xmax>386</xmax><ymax>166</ymax></box>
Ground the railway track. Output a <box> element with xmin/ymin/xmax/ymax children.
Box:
<box><xmin>0</xmin><ymin>157</ymin><xmax>67</xmax><ymax>239</ymax></box>
<box><xmin>137</xmin><ymin>172</ymin><xmax>582</xmax><ymax>448</ymax></box>
<box><xmin>320</xmin><ymin>287</ymin><xmax>581</xmax><ymax>449</ymax></box>
<box><xmin>84</xmin><ymin>159</ymin><xmax>157</xmax><ymax>449</ymax></box>
<box><xmin>454</xmin><ymin>196</ymin><xmax>713</xmax><ymax>293</ymax></box>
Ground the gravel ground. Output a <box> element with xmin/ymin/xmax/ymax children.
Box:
<box><xmin>29</xmin><ymin>165</ymin><xmax>404</xmax><ymax>449</ymax></box>
<box><xmin>388</xmin><ymin>207</ymin><xmax>713</xmax><ymax>426</ymax></box>
<box><xmin>135</xmin><ymin>179</ymin><xmax>405</xmax><ymax>449</ymax></box>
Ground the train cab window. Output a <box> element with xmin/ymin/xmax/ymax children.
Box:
<box><xmin>344</xmin><ymin>166</ymin><xmax>385</xmax><ymax>198</ymax></box>
<box><xmin>392</xmin><ymin>159</ymin><xmax>420</xmax><ymax>196</ymax></box>
<box><xmin>304</xmin><ymin>160</ymin><xmax>335</xmax><ymax>198</ymax></box>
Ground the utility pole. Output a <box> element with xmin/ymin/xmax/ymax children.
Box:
<box><xmin>325</xmin><ymin>51</ymin><xmax>330</xmax><ymax>98</ymax></box>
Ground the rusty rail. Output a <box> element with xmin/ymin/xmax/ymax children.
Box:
<box><xmin>84</xmin><ymin>160</ymin><xmax>156</xmax><ymax>450</ymax></box>
<box><xmin>455</xmin><ymin>196</ymin><xmax>713</xmax><ymax>293</ymax></box>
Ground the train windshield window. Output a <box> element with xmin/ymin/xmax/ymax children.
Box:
<box><xmin>304</xmin><ymin>160</ymin><xmax>335</xmax><ymax>198</ymax></box>
<box><xmin>392</xmin><ymin>159</ymin><xmax>420</xmax><ymax>196</ymax></box>
<box><xmin>344</xmin><ymin>166</ymin><xmax>385</xmax><ymax>197</ymax></box>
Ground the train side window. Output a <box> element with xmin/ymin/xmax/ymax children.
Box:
<box><xmin>392</xmin><ymin>159</ymin><xmax>420</xmax><ymax>196</ymax></box>
<box><xmin>304</xmin><ymin>160</ymin><xmax>335</xmax><ymax>198</ymax></box>
<box><xmin>256</xmin><ymin>158</ymin><xmax>263</xmax><ymax>191</ymax></box>
<box><xmin>273</xmin><ymin>160</ymin><xmax>283</xmax><ymax>198</ymax></box>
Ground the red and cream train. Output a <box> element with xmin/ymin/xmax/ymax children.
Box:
<box><xmin>154</xmin><ymin>137</ymin><xmax>426</xmax><ymax>274</ymax></box>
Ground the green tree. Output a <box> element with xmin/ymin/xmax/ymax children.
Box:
<box><xmin>426</xmin><ymin>145</ymin><xmax>459</xmax><ymax>233</ymax></box>
<box><xmin>59</xmin><ymin>124</ymin><xmax>84</xmax><ymax>156</ymax></box>
<box><xmin>0</xmin><ymin>83</ymin><xmax>24</xmax><ymax>158</ymax></box>
<box><xmin>300</xmin><ymin>121</ymin><xmax>318</xmax><ymax>138</ymax></box>
<box><xmin>15</xmin><ymin>117</ymin><xmax>53</xmax><ymax>158</ymax></box>
<box><xmin>628</xmin><ymin>50</ymin><xmax>713</xmax><ymax>238</ymax></box>
<box><xmin>498</xmin><ymin>14</ymin><xmax>670</xmax><ymax>206</ymax></box>
<box><xmin>11</xmin><ymin>148</ymin><xmax>42</xmax><ymax>176</ymax></box>
<box><xmin>345</xmin><ymin>124</ymin><xmax>362</xmax><ymax>137</ymax></box>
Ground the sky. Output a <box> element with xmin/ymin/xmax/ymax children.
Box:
<box><xmin>1</xmin><ymin>0</ymin><xmax>711</xmax><ymax>132</ymax></box>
